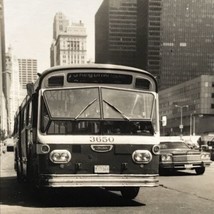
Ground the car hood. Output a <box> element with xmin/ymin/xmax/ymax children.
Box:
<box><xmin>160</xmin><ymin>148</ymin><xmax>201</xmax><ymax>155</ymax></box>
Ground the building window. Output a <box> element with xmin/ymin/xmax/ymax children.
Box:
<box><xmin>212</xmin><ymin>93</ymin><xmax>214</xmax><ymax>98</ymax></box>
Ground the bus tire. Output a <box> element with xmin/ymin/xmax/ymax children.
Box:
<box><xmin>120</xmin><ymin>187</ymin><xmax>140</xmax><ymax>200</ymax></box>
<box><xmin>195</xmin><ymin>167</ymin><xmax>205</xmax><ymax>175</ymax></box>
<box><xmin>15</xmin><ymin>155</ymin><xmax>22</xmax><ymax>182</ymax></box>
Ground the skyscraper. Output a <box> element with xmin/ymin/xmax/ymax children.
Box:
<box><xmin>95</xmin><ymin>0</ymin><xmax>161</xmax><ymax>80</ymax></box>
<box><xmin>50</xmin><ymin>12</ymin><xmax>87</xmax><ymax>66</ymax></box>
<box><xmin>160</xmin><ymin>0</ymin><xmax>214</xmax><ymax>89</ymax></box>
<box><xmin>95</xmin><ymin>0</ymin><xmax>214</xmax><ymax>89</ymax></box>
<box><xmin>18</xmin><ymin>59</ymin><xmax>37</xmax><ymax>89</ymax></box>
<box><xmin>95</xmin><ymin>0</ymin><xmax>138</xmax><ymax>67</ymax></box>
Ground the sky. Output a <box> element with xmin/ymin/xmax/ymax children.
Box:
<box><xmin>4</xmin><ymin>0</ymin><xmax>103</xmax><ymax>72</ymax></box>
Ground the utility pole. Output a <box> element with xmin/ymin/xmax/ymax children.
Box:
<box><xmin>175</xmin><ymin>104</ymin><xmax>188</xmax><ymax>135</ymax></box>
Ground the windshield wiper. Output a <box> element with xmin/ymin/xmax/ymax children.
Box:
<box><xmin>103</xmin><ymin>99</ymin><xmax>130</xmax><ymax>121</ymax></box>
<box><xmin>75</xmin><ymin>98</ymin><xmax>97</xmax><ymax>120</ymax></box>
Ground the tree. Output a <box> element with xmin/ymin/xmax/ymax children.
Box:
<box><xmin>0</xmin><ymin>129</ymin><xmax>6</xmax><ymax>142</ymax></box>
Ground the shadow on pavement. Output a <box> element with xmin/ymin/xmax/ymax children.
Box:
<box><xmin>0</xmin><ymin>176</ymin><xmax>144</xmax><ymax>208</ymax></box>
<box><xmin>159</xmin><ymin>169</ymin><xmax>199</xmax><ymax>177</ymax></box>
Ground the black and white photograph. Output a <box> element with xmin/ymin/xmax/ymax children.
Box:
<box><xmin>0</xmin><ymin>0</ymin><xmax>214</xmax><ymax>213</ymax></box>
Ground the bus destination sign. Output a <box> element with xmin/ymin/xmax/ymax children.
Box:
<box><xmin>67</xmin><ymin>73</ymin><xmax>133</xmax><ymax>84</ymax></box>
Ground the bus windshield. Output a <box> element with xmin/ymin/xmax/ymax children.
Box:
<box><xmin>41</xmin><ymin>87</ymin><xmax>156</xmax><ymax>135</ymax></box>
<box><xmin>43</xmin><ymin>87</ymin><xmax>155</xmax><ymax>120</ymax></box>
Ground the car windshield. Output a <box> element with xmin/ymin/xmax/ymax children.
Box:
<box><xmin>160</xmin><ymin>141</ymin><xmax>189</xmax><ymax>149</ymax></box>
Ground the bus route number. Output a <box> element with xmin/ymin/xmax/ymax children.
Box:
<box><xmin>90</xmin><ymin>136</ymin><xmax>114</xmax><ymax>143</ymax></box>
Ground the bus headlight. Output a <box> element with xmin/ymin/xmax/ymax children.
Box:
<box><xmin>132</xmin><ymin>150</ymin><xmax>152</xmax><ymax>164</ymax></box>
<box><xmin>49</xmin><ymin>150</ymin><xmax>71</xmax><ymax>163</ymax></box>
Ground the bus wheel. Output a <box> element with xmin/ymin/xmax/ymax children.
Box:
<box><xmin>195</xmin><ymin>167</ymin><xmax>205</xmax><ymax>175</ymax></box>
<box><xmin>120</xmin><ymin>187</ymin><xmax>140</xmax><ymax>200</ymax></box>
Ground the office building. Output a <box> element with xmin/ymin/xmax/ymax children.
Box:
<box><xmin>159</xmin><ymin>75</ymin><xmax>214</xmax><ymax>136</ymax></box>
<box><xmin>96</xmin><ymin>0</ymin><xmax>214</xmax><ymax>89</ymax></box>
<box><xmin>18</xmin><ymin>59</ymin><xmax>38</xmax><ymax>90</ymax></box>
<box><xmin>160</xmin><ymin>0</ymin><xmax>214</xmax><ymax>89</ymax></box>
<box><xmin>95</xmin><ymin>0</ymin><xmax>161</xmax><ymax>80</ymax></box>
<box><xmin>95</xmin><ymin>0</ymin><xmax>138</xmax><ymax>67</ymax></box>
<box><xmin>50</xmin><ymin>12</ymin><xmax>87</xmax><ymax>66</ymax></box>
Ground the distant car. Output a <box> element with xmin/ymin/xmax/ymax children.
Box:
<box><xmin>159</xmin><ymin>139</ymin><xmax>212</xmax><ymax>175</ymax></box>
<box><xmin>207</xmin><ymin>141</ymin><xmax>214</xmax><ymax>161</ymax></box>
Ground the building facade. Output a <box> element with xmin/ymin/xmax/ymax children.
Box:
<box><xmin>159</xmin><ymin>75</ymin><xmax>214</xmax><ymax>136</ymax></box>
<box><xmin>95</xmin><ymin>0</ymin><xmax>214</xmax><ymax>89</ymax></box>
<box><xmin>18</xmin><ymin>59</ymin><xmax>37</xmax><ymax>90</ymax></box>
<box><xmin>50</xmin><ymin>12</ymin><xmax>87</xmax><ymax>66</ymax></box>
<box><xmin>160</xmin><ymin>0</ymin><xmax>214</xmax><ymax>89</ymax></box>
<box><xmin>0</xmin><ymin>0</ymin><xmax>7</xmax><ymax>133</ymax></box>
<box><xmin>95</xmin><ymin>0</ymin><xmax>138</xmax><ymax>67</ymax></box>
<box><xmin>95</xmin><ymin>0</ymin><xmax>161</xmax><ymax>80</ymax></box>
<box><xmin>5</xmin><ymin>47</ymin><xmax>20</xmax><ymax>134</ymax></box>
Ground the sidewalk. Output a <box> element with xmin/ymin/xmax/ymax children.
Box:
<box><xmin>0</xmin><ymin>152</ymin><xmax>16</xmax><ymax>177</ymax></box>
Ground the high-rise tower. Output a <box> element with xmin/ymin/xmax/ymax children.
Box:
<box><xmin>95</xmin><ymin>0</ymin><xmax>161</xmax><ymax>81</ymax></box>
<box><xmin>18</xmin><ymin>59</ymin><xmax>37</xmax><ymax>89</ymax></box>
<box><xmin>160</xmin><ymin>0</ymin><xmax>214</xmax><ymax>89</ymax></box>
<box><xmin>95</xmin><ymin>0</ymin><xmax>138</xmax><ymax>68</ymax></box>
<box><xmin>50</xmin><ymin>12</ymin><xmax>87</xmax><ymax>67</ymax></box>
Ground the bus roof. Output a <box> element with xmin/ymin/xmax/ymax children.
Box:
<box><xmin>32</xmin><ymin>64</ymin><xmax>158</xmax><ymax>93</ymax></box>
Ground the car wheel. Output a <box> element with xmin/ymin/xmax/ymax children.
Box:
<box><xmin>195</xmin><ymin>167</ymin><xmax>205</xmax><ymax>175</ymax></box>
<box><xmin>120</xmin><ymin>187</ymin><xmax>140</xmax><ymax>199</ymax></box>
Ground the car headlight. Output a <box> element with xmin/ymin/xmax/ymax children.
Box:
<box><xmin>132</xmin><ymin>150</ymin><xmax>152</xmax><ymax>164</ymax></box>
<box><xmin>161</xmin><ymin>154</ymin><xmax>172</xmax><ymax>162</ymax></box>
<box><xmin>49</xmin><ymin>150</ymin><xmax>71</xmax><ymax>163</ymax></box>
<box><xmin>201</xmin><ymin>153</ymin><xmax>210</xmax><ymax>160</ymax></box>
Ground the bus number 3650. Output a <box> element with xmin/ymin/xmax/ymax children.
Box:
<box><xmin>90</xmin><ymin>136</ymin><xmax>115</xmax><ymax>143</ymax></box>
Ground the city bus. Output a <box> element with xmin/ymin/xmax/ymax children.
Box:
<box><xmin>13</xmin><ymin>64</ymin><xmax>160</xmax><ymax>199</ymax></box>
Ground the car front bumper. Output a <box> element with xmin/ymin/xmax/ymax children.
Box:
<box><xmin>160</xmin><ymin>160</ymin><xmax>211</xmax><ymax>169</ymax></box>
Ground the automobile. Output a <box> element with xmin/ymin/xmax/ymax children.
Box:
<box><xmin>207</xmin><ymin>141</ymin><xmax>214</xmax><ymax>161</ymax></box>
<box><xmin>159</xmin><ymin>138</ymin><xmax>212</xmax><ymax>175</ymax></box>
<box><xmin>198</xmin><ymin>134</ymin><xmax>214</xmax><ymax>161</ymax></box>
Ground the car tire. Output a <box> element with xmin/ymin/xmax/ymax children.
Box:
<box><xmin>195</xmin><ymin>167</ymin><xmax>205</xmax><ymax>175</ymax></box>
<box><xmin>120</xmin><ymin>187</ymin><xmax>140</xmax><ymax>199</ymax></box>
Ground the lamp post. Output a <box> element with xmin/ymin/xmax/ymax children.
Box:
<box><xmin>190</xmin><ymin>112</ymin><xmax>203</xmax><ymax>136</ymax></box>
<box><xmin>175</xmin><ymin>104</ymin><xmax>188</xmax><ymax>135</ymax></box>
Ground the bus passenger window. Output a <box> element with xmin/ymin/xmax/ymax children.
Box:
<box><xmin>135</xmin><ymin>78</ymin><xmax>151</xmax><ymax>90</ymax></box>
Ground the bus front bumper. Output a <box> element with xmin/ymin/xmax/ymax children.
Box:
<box><xmin>39</xmin><ymin>174</ymin><xmax>159</xmax><ymax>188</ymax></box>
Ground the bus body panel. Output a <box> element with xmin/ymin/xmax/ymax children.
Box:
<box><xmin>13</xmin><ymin>64</ymin><xmax>160</xmax><ymax>199</ymax></box>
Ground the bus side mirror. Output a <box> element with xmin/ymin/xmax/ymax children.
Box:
<box><xmin>161</xmin><ymin>116</ymin><xmax>167</xmax><ymax>127</ymax></box>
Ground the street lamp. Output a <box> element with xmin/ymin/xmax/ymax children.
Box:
<box><xmin>175</xmin><ymin>104</ymin><xmax>189</xmax><ymax>135</ymax></box>
<box><xmin>190</xmin><ymin>113</ymin><xmax>203</xmax><ymax>136</ymax></box>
